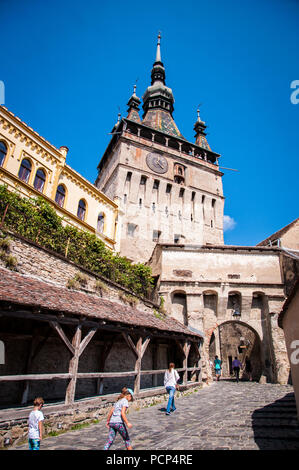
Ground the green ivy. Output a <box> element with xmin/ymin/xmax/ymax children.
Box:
<box><xmin>0</xmin><ymin>185</ymin><xmax>154</xmax><ymax>297</ymax></box>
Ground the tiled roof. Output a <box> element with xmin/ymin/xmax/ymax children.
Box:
<box><xmin>0</xmin><ymin>267</ymin><xmax>202</xmax><ymax>338</ymax></box>
<box><xmin>142</xmin><ymin>109</ymin><xmax>185</xmax><ymax>139</ymax></box>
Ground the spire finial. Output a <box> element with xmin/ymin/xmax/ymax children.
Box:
<box><xmin>197</xmin><ymin>103</ymin><xmax>202</xmax><ymax>122</ymax></box>
<box><xmin>155</xmin><ymin>31</ymin><xmax>162</xmax><ymax>63</ymax></box>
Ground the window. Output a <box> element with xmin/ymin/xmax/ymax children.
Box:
<box><xmin>153</xmin><ymin>179</ymin><xmax>159</xmax><ymax>190</ymax></box>
<box><xmin>55</xmin><ymin>184</ymin><xmax>66</xmax><ymax>207</ymax></box>
<box><xmin>152</xmin><ymin>202</ymin><xmax>156</xmax><ymax>213</ymax></box>
<box><xmin>179</xmin><ymin>188</ymin><xmax>185</xmax><ymax>198</ymax></box>
<box><xmin>202</xmin><ymin>195</ymin><xmax>205</xmax><ymax>204</ymax></box>
<box><xmin>18</xmin><ymin>158</ymin><xmax>32</xmax><ymax>183</ymax></box>
<box><xmin>77</xmin><ymin>199</ymin><xmax>86</xmax><ymax>221</ymax></box>
<box><xmin>126</xmin><ymin>171</ymin><xmax>132</xmax><ymax>182</ymax></box>
<box><xmin>127</xmin><ymin>223</ymin><xmax>137</xmax><ymax>237</ymax></box>
<box><xmin>0</xmin><ymin>141</ymin><xmax>7</xmax><ymax>167</ymax></box>
<box><xmin>139</xmin><ymin>198</ymin><xmax>142</xmax><ymax>208</ymax></box>
<box><xmin>191</xmin><ymin>191</ymin><xmax>196</xmax><ymax>201</ymax></box>
<box><xmin>97</xmin><ymin>213</ymin><xmax>105</xmax><ymax>233</ymax></box>
<box><xmin>153</xmin><ymin>230</ymin><xmax>161</xmax><ymax>242</ymax></box>
<box><xmin>123</xmin><ymin>194</ymin><xmax>127</xmax><ymax>204</ymax></box>
<box><xmin>212</xmin><ymin>199</ymin><xmax>216</xmax><ymax>207</ymax></box>
<box><xmin>140</xmin><ymin>176</ymin><xmax>147</xmax><ymax>185</ymax></box>
<box><xmin>166</xmin><ymin>183</ymin><xmax>172</xmax><ymax>194</ymax></box>
<box><xmin>33</xmin><ymin>168</ymin><xmax>46</xmax><ymax>193</ymax></box>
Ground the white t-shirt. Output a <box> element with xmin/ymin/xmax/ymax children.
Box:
<box><xmin>109</xmin><ymin>398</ymin><xmax>129</xmax><ymax>424</ymax></box>
<box><xmin>28</xmin><ymin>409</ymin><xmax>44</xmax><ymax>439</ymax></box>
<box><xmin>164</xmin><ymin>369</ymin><xmax>180</xmax><ymax>388</ymax></box>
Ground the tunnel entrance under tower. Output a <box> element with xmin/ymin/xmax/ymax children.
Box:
<box><xmin>209</xmin><ymin>321</ymin><xmax>263</xmax><ymax>382</ymax></box>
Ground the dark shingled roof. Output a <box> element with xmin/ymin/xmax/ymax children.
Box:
<box><xmin>0</xmin><ymin>267</ymin><xmax>202</xmax><ymax>338</ymax></box>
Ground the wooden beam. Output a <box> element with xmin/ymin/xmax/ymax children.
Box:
<box><xmin>0</xmin><ymin>374</ymin><xmax>71</xmax><ymax>382</ymax></box>
<box><xmin>50</xmin><ymin>321</ymin><xmax>75</xmax><ymax>355</ymax></box>
<box><xmin>141</xmin><ymin>336</ymin><xmax>151</xmax><ymax>359</ymax></box>
<box><xmin>79</xmin><ymin>327</ymin><xmax>98</xmax><ymax>357</ymax></box>
<box><xmin>121</xmin><ymin>332</ymin><xmax>138</xmax><ymax>357</ymax></box>
<box><xmin>65</xmin><ymin>325</ymin><xmax>82</xmax><ymax>405</ymax></box>
<box><xmin>175</xmin><ymin>339</ymin><xmax>186</xmax><ymax>357</ymax></box>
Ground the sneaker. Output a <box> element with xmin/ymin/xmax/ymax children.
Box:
<box><xmin>171</xmin><ymin>408</ymin><xmax>176</xmax><ymax>412</ymax></box>
<box><xmin>165</xmin><ymin>412</ymin><xmax>170</xmax><ymax>415</ymax></box>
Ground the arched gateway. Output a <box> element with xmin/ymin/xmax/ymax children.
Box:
<box><xmin>209</xmin><ymin>321</ymin><xmax>263</xmax><ymax>381</ymax></box>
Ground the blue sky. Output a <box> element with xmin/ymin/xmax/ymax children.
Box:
<box><xmin>1</xmin><ymin>0</ymin><xmax>298</xmax><ymax>246</ymax></box>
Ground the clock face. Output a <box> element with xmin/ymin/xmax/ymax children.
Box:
<box><xmin>146</xmin><ymin>153</ymin><xmax>168</xmax><ymax>174</ymax></box>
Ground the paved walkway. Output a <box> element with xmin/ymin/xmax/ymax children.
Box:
<box><xmin>16</xmin><ymin>381</ymin><xmax>299</xmax><ymax>450</ymax></box>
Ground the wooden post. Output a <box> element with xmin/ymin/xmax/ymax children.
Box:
<box><xmin>121</xmin><ymin>333</ymin><xmax>151</xmax><ymax>396</ymax></box>
<box><xmin>152</xmin><ymin>343</ymin><xmax>158</xmax><ymax>387</ymax></box>
<box><xmin>65</xmin><ymin>325</ymin><xmax>82</xmax><ymax>405</ymax></box>
<box><xmin>182</xmin><ymin>341</ymin><xmax>191</xmax><ymax>385</ymax></box>
<box><xmin>198</xmin><ymin>341</ymin><xmax>203</xmax><ymax>383</ymax></box>
<box><xmin>134</xmin><ymin>337</ymin><xmax>142</xmax><ymax>395</ymax></box>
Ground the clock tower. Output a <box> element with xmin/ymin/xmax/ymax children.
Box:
<box><xmin>95</xmin><ymin>35</ymin><xmax>224</xmax><ymax>263</ymax></box>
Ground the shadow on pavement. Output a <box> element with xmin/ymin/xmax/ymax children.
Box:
<box><xmin>251</xmin><ymin>391</ymin><xmax>299</xmax><ymax>450</ymax></box>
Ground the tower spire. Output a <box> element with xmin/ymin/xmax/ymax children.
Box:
<box><xmin>126</xmin><ymin>83</ymin><xmax>141</xmax><ymax>123</ymax></box>
<box><xmin>155</xmin><ymin>32</ymin><xmax>162</xmax><ymax>63</ymax></box>
<box><xmin>194</xmin><ymin>105</ymin><xmax>211</xmax><ymax>151</ymax></box>
<box><xmin>141</xmin><ymin>34</ymin><xmax>184</xmax><ymax>138</ymax></box>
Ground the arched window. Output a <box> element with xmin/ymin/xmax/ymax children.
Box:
<box><xmin>97</xmin><ymin>213</ymin><xmax>105</xmax><ymax>233</ymax></box>
<box><xmin>55</xmin><ymin>184</ymin><xmax>66</xmax><ymax>208</ymax></box>
<box><xmin>18</xmin><ymin>158</ymin><xmax>32</xmax><ymax>183</ymax></box>
<box><xmin>77</xmin><ymin>199</ymin><xmax>86</xmax><ymax>221</ymax></box>
<box><xmin>33</xmin><ymin>168</ymin><xmax>46</xmax><ymax>192</ymax></box>
<box><xmin>0</xmin><ymin>141</ymin><xmax>7</xmax><ymax>167</ymax></box>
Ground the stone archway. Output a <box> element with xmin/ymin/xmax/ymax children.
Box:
<box><xmin>209</xmin><ymin>320</ymin><xmax>263</xmax><ymax>382</ymax></box>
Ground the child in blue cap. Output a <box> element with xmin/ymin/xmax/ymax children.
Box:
<box><xmin>104</xmin><ymin>387</ymin><xmax>134</xmax><ymax>450</ymax></box>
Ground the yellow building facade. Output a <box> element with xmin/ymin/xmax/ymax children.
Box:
<box><xmin>0</xmin><ymin>105</ymin><xmax>118</xmax><ymax>250</ymax></box>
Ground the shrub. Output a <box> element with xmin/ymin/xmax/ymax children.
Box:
<box><xmin>0</xmin><ymin>185</ymin><xmax>154</xmax><ymax>297</ymax></box>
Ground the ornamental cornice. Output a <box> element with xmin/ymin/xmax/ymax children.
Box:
<box><xmin>62</xmin><ymin>165</ymin><xmax>117</xmax><ymax>209</ymax></box>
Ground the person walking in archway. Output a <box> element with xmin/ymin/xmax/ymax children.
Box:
<box><xmin>232</xmin><ymin>357</ymin><xmax>242</xmax><ymax>383</ymax></box>
<box><xmin>164</xmin><ymin>362</ymin><xmax>180</xmax><ymax>415</ymax></box>
<box><xmin>214</xmin><ymin>356</ymin><xmax>222</xmax><ymax>381</ymax></box>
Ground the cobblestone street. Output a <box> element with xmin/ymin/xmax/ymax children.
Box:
<box><xmin>16</xmin><ymin>381</ymin><xmax>299</xmax><ymax>450</ymax></box>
